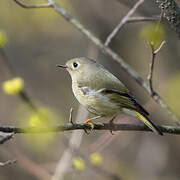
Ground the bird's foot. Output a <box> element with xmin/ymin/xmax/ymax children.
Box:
<box><xmin>84</xmin><ymin>119</ymin><xmax>94</xmax><ymax>134</ymax></box>
<box><xmin>83</xmin><ymin>116</ymin><xmax>101</xmax><ymax>134</ymax></box>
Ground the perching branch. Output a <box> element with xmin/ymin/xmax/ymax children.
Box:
<box><xmin>12</xmin><ymin>0</ymin><xmax>180</xmax><ymax>125</ymax></box>
<box><xmin>105</xmin><ymin>0</ymin><xmax>145</xmax><ymax>46</ymax></box>
<box><xmin>0</xmin><ymin>123</ymin><xmax>179</xmax><ymax>135</ymax></box>
<box><xmin>155</xmin><ymin>0</ymin><xmax>180</xmax><ymax>38</ymax></box>
<box><xmin>147</xmin><ymin>41</ymin><xmax>166</xmax><ymax>97</ymax></box>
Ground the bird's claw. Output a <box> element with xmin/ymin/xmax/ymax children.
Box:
<box><xmin>84</xmin><ymin>121</ymin><xmax>94</xmax><ymax>134</ymax></box>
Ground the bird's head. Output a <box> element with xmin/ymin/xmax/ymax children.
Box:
<box><xmin>56</xmin><ymin>57</ymin><xmax>98</xmax><ymax>81</ymax></box>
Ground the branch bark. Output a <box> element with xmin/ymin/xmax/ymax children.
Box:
<box><xmin>0</xmin><ymin>123</ymin><xmax>179</xmax><ymax>135</ymax></box>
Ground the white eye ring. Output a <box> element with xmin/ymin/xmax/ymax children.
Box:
<box><xmin>73</xmin><ymin>62</ymin><xmax>78</xmax><ymax>68</ymax></box>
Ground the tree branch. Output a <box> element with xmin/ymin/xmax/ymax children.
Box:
<box><xmin>105</xmin><ymin>0</ymin><xmax>145</xmax><ymax>46</ymax></box>
<box><xmin>0</xmin><ymin>123</ymin><xmax>179</xmax><ymax>135</ymax></box>
<box><xmin>156</xmin><ymin>0</ymin><xmax>180</xmax><ymax>38</ymax></box>
<box><xmin>12</xmin><ymin>0</ymin><xmax>180</xmax><ymax>124</ymax></box>
<box><xmin>147</xmin><ymin>41</ymin><xmax>166</xmax><ymax>96</ymax></box>
<box><xmin>13</xmin><ymin>0</ymin><xmax>52</xmax><ymax>8</ymax></box>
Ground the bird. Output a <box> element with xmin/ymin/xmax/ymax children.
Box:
<box><xmin>57</xmin><ymin>57</ymin><xmax>163</xmax><ymax>135</ymax></box>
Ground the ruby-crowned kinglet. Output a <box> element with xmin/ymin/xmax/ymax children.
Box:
<box><xmin>57</xmin><ymin>57</ymin><xmax>162</xmax><ymax>135</ymax></box>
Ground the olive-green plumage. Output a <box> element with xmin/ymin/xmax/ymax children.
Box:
<box><xmin>57</xmin><ymin>57</ymin><xmax>163</xmax><ymax>135</ymax></box>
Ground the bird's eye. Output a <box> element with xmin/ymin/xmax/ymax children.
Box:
<box><xmin>73</xmin><ymin>62</ymin><xmax>78</xmax><ymax>68</ymax></box>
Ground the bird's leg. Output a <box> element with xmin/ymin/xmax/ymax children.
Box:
<box><xmin>109</xmin><ymin>116</ymin><xmax>116</xmax><ymax>135</ymax></box>
<box><xmin>85</xmin><ymin>115</ymin><xmax>102</xmax><ymax>123</ymax></box>
<box><xmin>84</xmin><ymin>115</ymin><xmax>102</xmax><ymax>131</ymax></box>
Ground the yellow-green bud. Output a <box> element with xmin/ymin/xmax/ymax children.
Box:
<box><xmin>140</xmin><ymin>23</ymin><xmax>166</xmax><ymax>50</ymax></box>
<box><xmin>72</xmin><ymin>157</ymin><xmax>86</xmax><ymax>170</ymax></box>
<box><xmin>2</xmin><ymin>77</ymin><xmax>24</xmax><ymax>95</ymax></box>
<box><xmin>90</xmin><ymin>153</ymin><xmax>102</xmax><ymax>166</ymax></box>
<box><xmin>0</xmin><ymin>31</ymin><xmax>8</xmax><ymax>48</ymax></box>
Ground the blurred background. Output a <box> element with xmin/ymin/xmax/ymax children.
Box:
<box><xmin>0</xmin><ymin>0</ymin><xmax>180</xmax><ymax>179</ymax></box>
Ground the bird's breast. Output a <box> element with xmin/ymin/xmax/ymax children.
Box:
<box><xmin>72</xmin><ymin>82</ymin><xmax>121</xmax><ymax>116</ymax></box>
<box><xmin>72</xmin><ymin>82</ymin><xmax>88</xmax><ymax>107</ymax></box>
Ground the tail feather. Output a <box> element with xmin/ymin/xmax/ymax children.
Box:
<box><xmin>134</xmin><ymin>111</ymin><xmax>163</xmax><ymax>136</ymax></box>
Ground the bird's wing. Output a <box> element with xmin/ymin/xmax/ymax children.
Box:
<box><xmin>99</xmin><ymin>89</ymin><xmax>149</xmax><ymax>116</ymax></box>
<box><xmin>77</xmin><ymin>66</ymin><xmax>128</xmax><ymax>93</ymax></box>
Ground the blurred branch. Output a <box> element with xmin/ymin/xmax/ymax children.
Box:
<box><xmin>0</xmin><ymin>49</ymin><xmax>15</xmax><ymax>78</ymax></box>
<box><xmin>12</xmin><ymin>0</ymin><xmax>180</xmax><ymax>124</ymax></box>
<box><xmin>88</xmin><ymin>163</ymin><xmax>121</xmax><ymax>180</ymax></box>
<box><xmin>13</xmin><ymin>150</ymin><xmax>51</xmax><ymax>180</ymax></box>
<box><xmin>0</xmin><ymin>48</ymin><xmax>38</xmax><ymax>112</ymax></box>
<box><xmin>65</xmin><ymin>138</ymin><xmax>122</xmax><ymax>180</ymax></box>
<box><xmin>0</xmin><ymin>159</ymin><xmax>17</xmax><ymax>166</ymax></box>
<box><xmin>155</xmin><ymin>0</ymin><xmax>180</xmax><ymax>38</ymax></box>
<box><xmin>0</xmin><ymin>123</ymin><xmax>180</xmax><ymax>135</ymax></box>
<box><xmin>52</xmin><ymin>106</ymin><xmax>87</xmax><ymax>180</ymax></box>
<box><xmin>147</xmin><ymin>41</ymin><xmax>166</xmax><ymax>97</ymax></box>
<box><xmin>105</xmin><ymin>0</ymin><xmax>145</xmax><ymax>46</ymax></box>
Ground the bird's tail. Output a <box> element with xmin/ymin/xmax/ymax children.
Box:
<box><xmin>134</xmin><ymin>111</ymin><xmax>163</xmax><ymax>136</ymax></box>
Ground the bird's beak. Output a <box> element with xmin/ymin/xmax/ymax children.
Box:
<box><xmin>56</xmin><ymin>64</ymin><xmax>68</xmax><ymax>69</ymax></box>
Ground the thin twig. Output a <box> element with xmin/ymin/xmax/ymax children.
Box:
<box><xmin>154</xmin><ymin>40</ymin><xmax>166</xmax><ymax>54</ymax></box>
<box><xmin>127</xmin><ymin>16</ymin><xmax>160</xmax><ymax>23</ymax></box>
<box><xmin>105</xmin><ymin>0</ymin><xmax>145</xmax><ymax>46</ymax></box>
<box><xmin>13</xmin><ymin>0</ymin><xmax>52</xmax><ymax>8</ymax></box>
<box><xmin>0</xmin><ymin>123</ymin><xmax>179</xmax><ymax>135</ymax></box>
<box><xmin>12</xmin><ymin>0</ymin><xmax>180</xmax><ymax>124</ymax></box>
<box><xmin>0</xmin><ymin>133</ymin><xmax>14</xmax><ymax>144</ymax></box>
<box><xmin>147</xmin><ymin>41</ymin><xmax>166</xmax><ymax>97</ymax></box>
<box><xmin>0</xmin><ymin>159</ymin><xmax>17</xmax><ymax>166</ymax></box>
<box><xmin>0</xmin><ymin>49</ymin><xmax>15</xmax><ymax>78</ymax></box>
<box><xmin>68</xmin><ymin>108</ymin><xmax>74</xmax><ymax>124</ymax></box>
